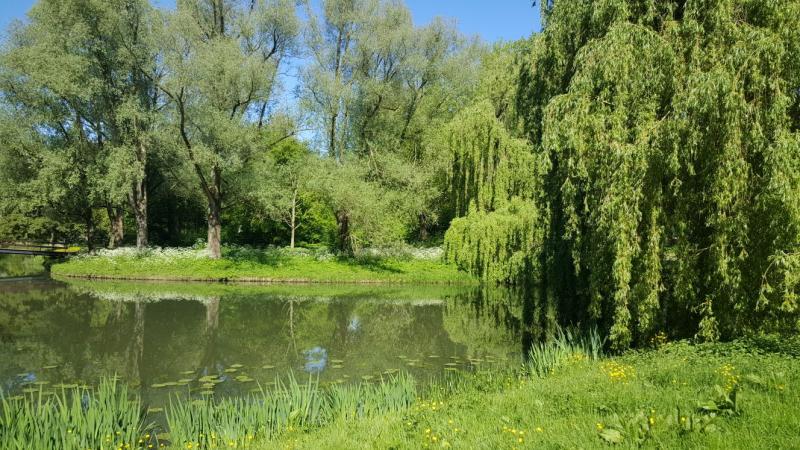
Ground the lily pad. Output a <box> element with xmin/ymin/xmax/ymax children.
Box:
<box><xmin>151</xmin><ymin>383</ymin><xmax>167</xmax><ymax>388</ymax></box>
<box><xmin>147</xmin><ymin>407</ymin><xmax>164</xmax><ymax>413</ymax></box>
<box><xmin>42</xmin><ymin>365</ymin><xmax>58</xmax><ymax>369</ymax></box>
<box><xmin>262</xmin><ymin>365</ymin><xmax>276</xmax><ymax>370</ymax></box>
<box><xmin>230</xmin><ymin>364</ymin><xmax>244</xmax><ymax>369</ymax></box>
<box><xmin>331</xmin><ymin>364</ymin><xmax>344</xmax><ymax>369</ymax></box>
<box><xmin>224</xmin><ymin>368</ymin><xmax>238</xmax><ymax>373</ymax></box>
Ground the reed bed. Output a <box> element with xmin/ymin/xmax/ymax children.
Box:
<box><xmin>0</xmin><ymin>373</ymin><xmax>416</xmax><ymax>449</ymax></box>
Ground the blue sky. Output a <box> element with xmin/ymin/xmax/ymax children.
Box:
<box><xmin>1</xmin><ymin>1</ymin><xmax>540</xmax><ymax>42</ymax></box>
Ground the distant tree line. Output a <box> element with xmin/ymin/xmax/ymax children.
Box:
<box><xmin>0</xmin><ymin>0</ymin><xmax>481</xmax><ymax>256</ymax></box>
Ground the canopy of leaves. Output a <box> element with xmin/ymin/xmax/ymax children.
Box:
<box><xmin>506</xmin><ymin>0</ymin><xmax>800</xmax><ymax>348</ymax></box>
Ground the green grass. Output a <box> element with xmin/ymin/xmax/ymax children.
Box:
<box><xmin>3</xmin><ymin>338</ymin><xmax>798</xmax><ymax>449</ymax></box>
<box><xmin>51</xmin><ymin>248</ymin><xmax>474</xmax><ymax>284</ymax></box>
<box><xmin>258</xmin><ymin>337</ymin><xmax>800</xmax><ymax>449</ymax></box>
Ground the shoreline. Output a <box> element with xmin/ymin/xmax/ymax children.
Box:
<box><xmin>50</xmin><ymin>251</ymin><xmax>476</xmax><ymax>286</ymax></box>
<box><xmin>51</xmin><ymin>273</ymin><xmax>476</xmax><ymax>285</ymax></box>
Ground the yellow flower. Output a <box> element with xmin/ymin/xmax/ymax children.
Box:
<box><xmin>535</xmin><ymin>427</ymin><xmax>543</xmax><ymax>433</ymax></box>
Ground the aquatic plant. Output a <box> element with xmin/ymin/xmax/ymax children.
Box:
<box><xmin>526</xmin><ymin>327</ymin><xmax>604</xmax><ymax>377</ymax></box>
<box><xmin>0</xmin><ymin>378</ymin><xmax>151</xmax><ymax>450</ymax></box>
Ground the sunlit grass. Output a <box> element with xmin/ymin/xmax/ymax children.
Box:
<box><xmin>259</xmin><ymin>337</ymin><xmax>800</xmax><ymax>449</ymax></box>
<box><xmin>2</xmin><ymin>338</ymin><xmax>798</xmax><ymax>449</ymax></box>
<box><xmin>51</xmin><ymin>246</ymin><xmax>474</xmax><ymax>284</ymax></box>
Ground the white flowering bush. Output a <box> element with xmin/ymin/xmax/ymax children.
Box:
<box><xmin>82</xmin><ymin>247</ymin><xmax>212</xmax><ymax>261</ymax></box>
<box><xmin>78</xmin><ymin>244</ymin><xmax>443</xmax><ymax>263</ymax></box>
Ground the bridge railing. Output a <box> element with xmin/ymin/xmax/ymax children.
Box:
<box><xmin>0</xmin><ymin>241</ymin><xmax>81</xmax><ymax>255</ymax></box>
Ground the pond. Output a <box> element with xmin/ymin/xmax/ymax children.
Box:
<box><xmin>0</xmin><ymin>258</ymin><xmax>535</xmax><ymax>409</ymax></box>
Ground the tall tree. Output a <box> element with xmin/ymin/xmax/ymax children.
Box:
<box><xmin>156</xmin><ymin>0</ymin><xmax>299</xmax><ymax>258</ymax></box>
<box><xmin>0</xmin><ymin>0</ymin><xmax>159</xmax><ymax>249</ymax></box>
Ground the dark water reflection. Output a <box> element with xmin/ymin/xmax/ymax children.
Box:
<box><xmin>0</xmin><ymin>275</ymin><xmax>537</xmax><ymax>407</ymax></box>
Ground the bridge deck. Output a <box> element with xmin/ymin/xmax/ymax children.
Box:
<box><xmin>0</xmin><ymin>243</ymin><xmax>80</xmax><ymax>258</ymax></box>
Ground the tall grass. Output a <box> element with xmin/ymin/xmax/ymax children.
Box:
<box><xmin>0</xmin><ymin>378</ymin><xmax>151</xmax><ymax>450</ymax></box>
<box><xmin>0</xmin><ymin>373</ymin><xmax>417</xmax><ymax>449</ymax></box>
<box><xmin>166</xmin><ymin>372</ymin><xmax>415</xmax><ymax>448</ymax></box>
<box><xmin>527</xmin><ymin>326</ymin><xmax>605</xmax><ymax>377</ymax></box>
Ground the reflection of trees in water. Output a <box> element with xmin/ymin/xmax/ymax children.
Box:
<box><xmin>0</xmin><ymin>280</ymin><xmax>143</xmax><ymax>385</ymax></box>
<box><xmin>125</xmin><ymin>303</ymin><xmax>145</xmax><ymax>384</ymax></box>
<box><xmin>200</xmin><ymin>297</ymin><xmax>220</xmax><ymax>374</ymax></box>
<box><xmin>443</xmin><ymin>286</ymin><xmax>557</xmax><ymax>358</ymax></box>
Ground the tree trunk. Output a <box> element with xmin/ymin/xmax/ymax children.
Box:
<box><xmin>207</xmin><ymin>200</ymin><xmax>222</xmax><ymax>259</ymax></box>
<box><xmin>418</xmin><ymin>212</ymin><xmax>430</xmax><ymax>242</ymax></box>
<box><xmin>130</xmin><ymin>141</ymin><xmax>148</xmax><ymax>249</ymax></box>
<box><xmin>107</xmin><ymin>206</ymin><xmax>125</xmax><ymax>249</ymax></box>
<box><xmin>85</xmin><ymin>209</ymin><xmax>95</xmax><ymax>253</ymax></box>
<box><xmin>336</xmin><ymin>209</ymin><xmax>352</xmax><ymax>255</ymax></box>
<box><xmin>290</xmin><ymin>188</ymin><xmax>297</xmax><ymax>249</ymax></box>
<box><xmin>207</xmin><ymin>166</ymin><xmax>223</xmax><ymax>259</ymax></box>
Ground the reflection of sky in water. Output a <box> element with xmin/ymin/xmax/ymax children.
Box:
<box><xmin>4</xmin><ymin>372</ymin><xmax>36</xmax><ymax>392</ymax></box>
<box><xmin>348</xmin><ymin>316</ymin><xmax>361</xmax><ymax>332</ymax></box>
<box><xmin>304</xmin><ymin>346</ymin><xmax>327</xmax><ymax>374</ymax></box>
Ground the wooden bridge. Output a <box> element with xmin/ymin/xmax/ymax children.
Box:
<box><xmin>0</xmin><ymin>242</ymin><xmax>80</xmax><ymax>257</ymax></box>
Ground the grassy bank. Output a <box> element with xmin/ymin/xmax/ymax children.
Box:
<box><xmin>51</xmin><ymin>247</ymin><xmax>475</xmax><ymax>284</ymax></box>
<box><xmin>3</xmin><ymin>336</ymin><xmax>798</xmax><ymax>449</ymax></box>
<box><xmin>261</xmin><ymin>336</ymin><xmax>800</xmax><ymax>449</ymax></box>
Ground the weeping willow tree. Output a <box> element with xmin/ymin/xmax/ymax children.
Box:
<box><xmin>446</xmin><ymin>0</ymin><xmax>800</xmax><ymax>350</ymax></box>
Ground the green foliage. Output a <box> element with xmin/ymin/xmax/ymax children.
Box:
<box><xmin>444</xmin><ymin>198</ymin><xmax>541</xmax><ymax>284</ymax></box>
<box><xmin>434</xmin><ymin>101</ymin><xmax>535</xmax><ymax>217</ymax></box>
<box><xmin>0</xmin><ymin>378</ymin><xmax>151</xmax><ymax>450</ymax></box>
<box><xmin>526</xmin><ymin>327</ymin><xmax>604</xmax><ymax>377</ymax></box>
<box><xmin>440</xmin><ymin>0</ymin><xmax>800</xmax><ymax>350</ymax></box>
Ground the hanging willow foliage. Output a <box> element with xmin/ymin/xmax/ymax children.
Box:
<box><xmin>437</xmin><ymin>100</ymin><xmax>536</xmax><ymax>217</ymax></box>
<box><xmin>445</xmin><ymin>197</ymin><xmax>541</xmax><ymax>284</ymax></box>
<box><xmin>445</xmin><ymin>0</ymin><xmax>800</xmax><ymax>350</ymax></box>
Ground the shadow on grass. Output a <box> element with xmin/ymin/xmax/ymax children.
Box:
<box><xmin>222</xmin><ymin>247</ymin><xmax>293</xmax><ymax>266</ymax></box>
<box><xmin>336</xmin><ymin>254</ymin><xmax>405</xmax><ymax>274</ymax></box>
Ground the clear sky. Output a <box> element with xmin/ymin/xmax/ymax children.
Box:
<box><xmin>1</xmin><ymin>0</ymin><xmax>540</xmax><ymax>42</ymax></box>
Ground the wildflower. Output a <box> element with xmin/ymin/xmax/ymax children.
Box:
<box><xmin>535</xmin><ymin>427</ymin><xmax>543</xmax><ymax>433</ymax></box>
<box><xmin>648</xmin><ymin>417</ymin><xmax>655</xmax><ymax>425</ymax></box>
<box><xmin>518</xmin><ymin>438</ymin><xmax>524</xmax><ymax>443</ymax></box>
<box><xmin>596</xmin><ymin>423</ymin><xmax>604</xmax><ymax>430</ymax></box>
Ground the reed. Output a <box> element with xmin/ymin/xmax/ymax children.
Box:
<box><xmin>527</xmin><ymin>326</ymin><xmax>605</xmax><ymax>377</ymax></box>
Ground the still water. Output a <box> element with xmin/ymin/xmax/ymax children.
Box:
<box><xmin>0</xmin><ymin>265</ymin><xmax>530</xmax><ymax>408</ymax></box>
